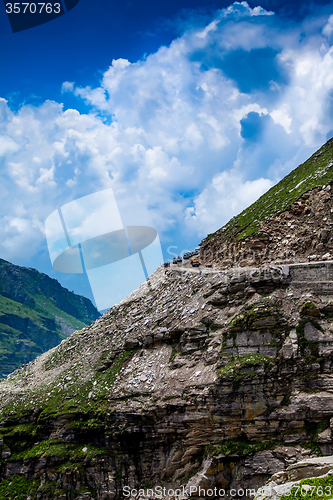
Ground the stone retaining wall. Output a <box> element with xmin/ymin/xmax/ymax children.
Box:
<box><xmin>288</xmin><ymin>261</ymin><xmax>333</xmax><ymax>294</ymax></box>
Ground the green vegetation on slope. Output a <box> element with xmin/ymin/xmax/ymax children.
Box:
<box><xmin>206</xmin><ymin>137</ymin><xmax>333</xmax><ymax>242</ymax></box>
<box><xmin>0</xmin><ymin>475</ymin><xmax>40</xmax><ymax>500</ymax></box>
<box><xmin>206</xmin><ymin>438</ymin><xmax>281</xmax><ymax>457</ymax></box>
<box><xmin>0</xmin><ymin>474</ymin><xmax>96</xmax><ymax>500</ymax></box>
<box><xmin>0</xmin><ymin>350</ymin><xmax>133</xmax><ymax>420</ymax></box>
<box><xmin>280</xmin><ymin>474</ymin><xmax>333</xmax><ymax>500</ymax></box>
<box><xmin>10</xmin><ymin>439</ymin><xmax>109</xmax><ymax>461</ymax></box>
<box><xmin>0</xmin><ymin>258</ymin><xmax>100</xmax><ymax>376</ymax></box>
<box><xmin>0</xmin><ymin>294</ymin><xmax>86</xmax><ymax>375</ymax></box>
<box><xmin>0</xmin><ymin>258</ymin><xmax>99</xmax><ymax>322</ymax></box>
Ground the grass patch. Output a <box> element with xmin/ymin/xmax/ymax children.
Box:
<box><xmin>296</xmin><ymin>321</ymin><xmax>320</xmax><ymax>357</ymax></box>
<box><xmin>0</xmin><ymin>475</ymin><xmax>40</xmax><ymax>500</ymax></box>
<box><xmin>42</xmin><ymin>350</ymin><xmax>133</xmax><ymax>419</ymax></box>
<box><xmin>11</xmin><ymin>439</ymin><xmax>69</xmax><ymax>460</ymax></box>
<box><xmin>219</xmin><ymin>353</ymin><xmax>273</xmax><ymax>379</ymax></box>
<box><xmin>11</xmin><ymin>439</ymin><xmax>109</xmax><ymax>461</ymax></box>
<box><xmin>280</xmin><ymin>474</ymin><xmax>333</xmax><ymax>500</ymax></box>
<box><xmin>56</xmin><ymin>461</ymin><xmax>85</xmax><ymax>474</ymax></box>
<box><xmin>227</xmin><ymin>298</ymin><xmax>284</xmax><ymax>334</ymax></box>
<box><xmin>169</xmin><ymin>347</ymin><xmax>179</xmax><ymax>363</ymax></box>
<box><xmin>206</xmin><ymin>438</ymin><xmax>280</xmax><ymax>457</ymax></box>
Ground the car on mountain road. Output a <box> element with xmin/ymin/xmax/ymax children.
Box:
<box><xmin>191</xmin><ymin>258</ymin><xmax>200</xmax><ymax>267</ymax></box>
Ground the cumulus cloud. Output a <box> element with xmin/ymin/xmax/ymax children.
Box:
<box><xmin>61</xmin><ymin>81</ymin><xmax>75</xmax><ymax>93</ymax></box>
<box><xmin>1</xmin><ymin>2</ymin><xmax>333</xmax><ymax>266</ymax></box>
<box><xmin>184</xmin><ymin>170</ymin><xmax>274</xmax><ymax>235</ymax></box>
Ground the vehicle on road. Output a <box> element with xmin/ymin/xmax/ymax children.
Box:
<box><xmin>191</xmin><ymin>258</ymin><xmax>200</xmax><ymax>267</ymax></box>
<box><xmin>177</xmin><ymin>256</ymin><xmax>182</xmax><ymax>263</ymax></box>
<box><xmin>164</xmin><ymin>262</ymin><xmax>170</xmax><ymax>267</ymax></box>
<box><xmin>173</xmin><ymin>257</ymin><xmax>178</xmax><ymax>264</ymax></box>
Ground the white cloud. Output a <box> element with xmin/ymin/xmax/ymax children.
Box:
<box><xmin>271</xmin><ymin>106</ymin><xmax>292</xmax><ymax>133</ymax></box>
<box><xmin>0</xmin><ymin>215</ymin><xmax>45</xmax><ymax>261</ymax></box>
<box><xmin>221</xmin><ymin>1</ymin><xmax>274</xmax><ymax>20</ymax></box>
<box><xmin>0</xmin><ymin>136</ymin><xmax>19</xmax><ymax>156</ymax></box>
<box><xmin>184</xmin><ymin>170</ymin><xmax>274</xmax><ymax>235</ymax></box>
<box><xmin>322</xmin><ymin>14</ymin><xmax>333</xmax><ymax>39</ymax></box>
<box><xmin>36</xmin><ymin>166</ymin><xmax>56</xmax><ymax>187</ymax></box>
<box><xmin>61</xmin><ymin>81</ymin><xmax>75</xmax><ymax>93</ymax></box>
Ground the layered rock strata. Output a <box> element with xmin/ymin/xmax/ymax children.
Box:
<box><xmin>1</xmin><ymin>263</ymin><xmax>333</xmax><ymax>499</ymax></box>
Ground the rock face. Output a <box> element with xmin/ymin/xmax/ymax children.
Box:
<box><xmin>1</xmin><ymin>260</ymin><xmax>333</xmax><ymax>499</ymax></box>
<box><xmin>0</xmin><ymin>258</ymin><xmax>100</xmax><ymax>376</ymax></box>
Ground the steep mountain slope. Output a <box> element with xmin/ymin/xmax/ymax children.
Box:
<box><xmin>0</xmin><ymin>259</ymin><xmax>100</xmax><ymax>376</ymax></box>
<box><xmin>200</xmin><ymin>138</ymin><xmax>333</xmax><ymax>268</ymax></box>
<box><xmin>2</xmin><ymin>141</ymin><xmax>333</xmax><ymax>499</ymax></box>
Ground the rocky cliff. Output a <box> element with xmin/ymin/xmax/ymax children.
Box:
<box><xmin>200</xmin><ymin>138</ymin><xmax>333</xmax><ymax>269</ymax></box>
<box><xmin>1</xmin><ymin>261</ymin><xmax>333</xmax><ymax>499</ymax></box>
<box><xmin>2</xmin><ymin>142</ymin><xmax>333</xmax><ymax>499</ymax></box>
<box><xmin>0</xmin><ymin>259</ymin><xmax>100</xmax><ymax>377</ymax></box>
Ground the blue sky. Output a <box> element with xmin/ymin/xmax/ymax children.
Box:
<box><xmin>1</xmin><ymin>0</ymin><xmax>333</xmax><ymax>307</ymax></box>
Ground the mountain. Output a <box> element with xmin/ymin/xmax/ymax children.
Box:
<box><xmin>200</xmin><ymin>137</ymin><xmax>333</xmax><ymax>268</ymax></box>
<box><xmin>2</xmin><ymin>141</ymin><xmax>333</xmax><ymax>499</ymax></box>
<box><xmin>0</xmin><ymin>258</ymin><xmax>100</xmax><ymax>377</ymax></box>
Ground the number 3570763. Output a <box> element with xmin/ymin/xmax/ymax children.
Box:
<box><xmin>5</xmin><ymin>3</ymin><xmax>61</xmax><ymax>13</ymax></box>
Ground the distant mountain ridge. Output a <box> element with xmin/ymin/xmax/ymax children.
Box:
<box><xmin>0</xmin><ymin>258</ymin><xmax>100</xmax><ymax>376</ymax></box>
